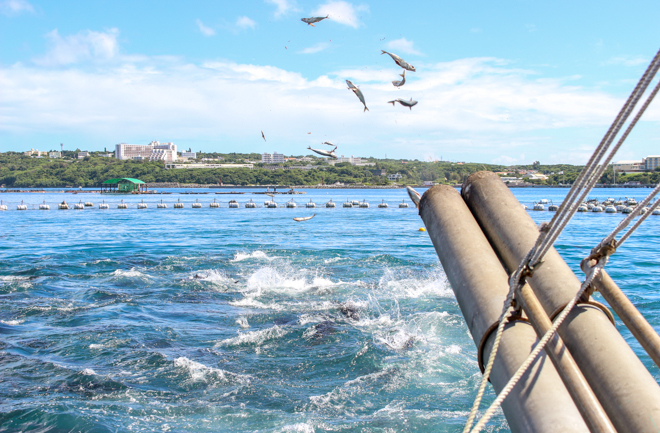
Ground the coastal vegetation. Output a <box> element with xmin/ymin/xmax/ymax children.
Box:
<box><xmin>1</xmin><ymin>151</ymin><xmax>657</xmax><ymax>187</ymax></box>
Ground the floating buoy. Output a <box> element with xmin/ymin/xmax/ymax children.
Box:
<box><xmin>577</xmin><ymin>204</ymin><xmax>588</xmax><ymax>212</ymax></box>
<box><xmin>84</xmin><ymin>202</ymin><xmax>93</xmax><ymax>207</ymax></box>
<box><xmin>74</xmin><ymin>201</ymin><xmax>85</xmax><ymax>210</ymax></box>
<box><xmin>399</xmin><ymin>200</ymin><xmax>409</xmax><ymax>208</ymax></box>
<box><xmin>245</xmin><ymin>199</ymin><xmax>257</xmax><ymax>208</ymax></box>
<box><xmin>548</xmin><ymin>204</ymin><xmax>559</xmax><ymax>211</ymax></box>
<box><xmin>157</xmin><ymin>199</ymin><xmax>167</xmax><ymax>209</ymax></box>
<box><xmin>653</xmin><ymin>208</ymin><xmax>660</xmax><ymax>215</ymax></box>
<box><xmin>592</xmin><ymin>205</ymin><xmax>604</xmax><ymax>213</ymax></box>
<box><xmin>351</xmin><ymin>199</ymin><xmax>360</xmax><ymax>206</ymax></box>
<box><xmin>39</xmin><ymin>200</ymin><xmax>50</xmax><ymax>210</ymax></box>
<box><xmin>58</xmin><ymin>201</ymin><xmax>69</xmax><ymax>210</ymax></box>
<box><xmin>539</xmin><ymin>199</ymin><xmax>549</xmax><ymax>204</ymax></box>
<box><xmin>326</xmin><ymin>199</ymin><xmax>336</xmax><ymax>208</ymax></box>
<box><xmin>267</xmin><ymin>201</ymin><xmax>278</xmax><ymax>208</ymax></box>
<box><xmin>286</xmin><ymin>199</ymin><xmax>297</xmax><ymax>208</ymax></box>
<box><xmin>343</xmin><ymin>199</ymin><xmax>352</xmax><ymax>208</ymax></box>
<box><xmin>137</xmin><ymin>200</ymin><xmax>147</xmax><ymax>209</ymax></box>
<box><xmin>621</xmin><ymin>206</ymin><xmax>633</xmax><ymax>214</ymax></box>
<box><xmin>533</xmin><ymin>203</ymin><xmax>545</xmax><ymax>211</ymax></box>
<box><xmin>419</xmin><ymin>227</ymin><xmax>426</xmax><ymax>232</ymax></box>
<box><xmin>0</xmin><ymin>201</ymin><xmax>7</xmax><ymax>211</ymax></box>
<box><xmin>192</xmin><ymin>199</ymin><xmax>202</xmax><ymax>208</ymax></box>
<box><xmin>17</xmin><ymin>201</ymin><xmax>27</xmax><ymax>211</ymax></box>
<box><xmin>378</xmin><ymin>199</ymin><xmax>388</xmax><ymax>208</ymax></box>
<box><xmin>605</xmin><ymin>205</ymin><xmax>617</xmax><ymax>213</ymax></box>
<box><xmin>229</xmin><ymin>199</ymin><xmax>239</xmax><ymax>208</ymax></box>
<box><xmin>210</xmin><ymin>199</ymin><xmax>220</xmax><ymax>208</ymax></box>
<box><xmin>306</xmin><ymin>199</ymin><xmax>316</xmax><ymax>208</ymax></box>
<box><xmin>359</xmin><ymin>200</ymin><xmax>369</xmax><ymax>208</ymax></box>
<box><xmin>174</xmin><ymin>198</ymin><xmax>184</xmax><ymax>209</ymax></box>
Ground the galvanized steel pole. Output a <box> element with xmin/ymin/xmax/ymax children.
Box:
<box><xmin>462</xmin><ymin>171</ymin><xmax>660</xmax><ymax>432</ymax></box>
<box><xmin>419</xmin><ymin>185</ymin><xmax>588</xmax><ymax>432</ymax></box>
<box><xmin>587</xmin><ymin>267</ymin><xmax>660</xmax><ymax>369</ymax></box>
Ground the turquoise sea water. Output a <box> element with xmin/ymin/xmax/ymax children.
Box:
<box><xmin>1</xmin><ymin>187</ymin><xmax>659</xmax><ymax>432</ymax></box>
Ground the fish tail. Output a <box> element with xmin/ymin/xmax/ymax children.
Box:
<box><xmin>380</xmin><ymin>50</ymin><xmax>386</xmax><ymax>55</ymax></box>
<box><xmin>364</xmin><ymin>106</ymin><xmax>369</xmax><ymax>112</ymax></box>
<box><xmin>401</xmin><ymin>71</ymin><xmax>405</xmax><ymax>77</ymax></box>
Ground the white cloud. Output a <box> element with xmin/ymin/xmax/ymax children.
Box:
<box><xmin>196</xmin><ymin>19</ymin><xmax>215</xmax><ymax>36</ymax></box>
<box><xmin>525</xmin><ymin>24</ymin><xmax>536</xmax><ymax>32</ymax></box>
<box><xmin>236</xmin><ymin>16</ymin><xmax>257</xmax><ymax>29</ymax></box>
<box><xmin>2</xmin><ymin>56</ymin><xmax>658</xmax><ymax>162</ymax></box>
<box><xmin>385</xmin><ymin>38</ymin><xmax>422</xmax><ymax>56</ymax></box>
<box><xmin>34</xmin><ymin>28</ymin><xmax>120</xmax><ymax>66</ymax></box>
<box><xmin>311</xmin><ymin>1</ymin><xmax>368</xmax><ymax>28</ymax></box>
<box><xmin>604</xmin><ymin>56</ymin><xmax>648</xmax><ymax>67</ymax></box>
<box><xmin>0</xmin><ymin>0</ymin><xmax>34</xmax><ymax>15</ymax></box>
<box><xmin>492</xmin><ymin>154</ymin><xmax>526</xmax><ymax>165</ymax></box>
<box><xmin>265</xmin><ymin>0</ymin><xmax>298</xmax><ymax>17</ymax></box>
<box><xmin>299</xmin><ymin>42</ymin><xmax>329</xmax><ymax>54</ymax></box>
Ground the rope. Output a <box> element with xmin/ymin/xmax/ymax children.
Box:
<box><xmin>469</xmin><ymin>255</ymin><xmax>609</xmax><ymax>432</ymax></box>
<box><xmin>464</xmin><ymin>48</ymin><xmax>660</xmax><ymax>431</ymax></box>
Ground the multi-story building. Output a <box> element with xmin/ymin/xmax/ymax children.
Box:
<box><xmin>261</xmin><ymin>152</ymin><xmax>284</xmax><ymax>164</ymax></box>
<box><xmin>613</xmin><ymin>160</ymin><xmax>645</xmax><ymax>173</ymax></box>
<box><xmin>181</xmin><ymin>151</ymin><xmax>197</xmax><ymax>159</ymax></box>
<box><xmin>645</xmin><ymin>155</ymin><xmax>660</xmax><ymax>171</ymax></box>
<box><xmin>78</xmin><ymin>151</ymin><xmax>90</xmax><ymax>159</ymax></box>
<box><xmin>49</xmin><ymin>151</ymin><xmax>62</xmax><ymax>158</ymax></box>
<box><xmin>115</xmin><ymin>141</ymin><xmax>177</xmax><ymax>162</ymax></box>
<box><xmin>165</xmin><ymin>163</ymin><xmax>253</xmax><ymax>169</ymax></box>
<box><xmin>24</xmin><ymin>149</ymin><xmax>47</xmax><ymax>157</ymax></box>
<box><xmin>388</xmin><ymin>173</ymin><xmax>403</xmax><ymax>181</ymax></box>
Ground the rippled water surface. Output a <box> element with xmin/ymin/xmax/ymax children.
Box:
<box><xmin>1</xmin><ymin>187</ymin><xmax>659</xmax><ymax>432</ymax></box>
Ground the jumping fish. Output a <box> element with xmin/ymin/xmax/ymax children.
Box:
<box><xmin>392</xmin><ymin>70</ymin><xmax>406</xmax><ymax>87</ymax></box>
<box><xmin>301</xmin><ymin>15</ymin><xmax>329</xmax><ymax>26</ymax></box>
<box><xmin>261</xmin><ymin>130</ymin><xmax>266</xmax><ymax>141</ymax></box>
<box><xmin>308</xmin><ymin>146</ymin><xmax>338</xmax><ymax>159</ymax></box>
<box><xmin>346</xmin><ymin>82</ymin><xmax>369</xmax><ymax>112</ymax></box>
<box><xmin>406</xmin><ymin>186</ymin><xmax>421</xmax><ymax>208</ymax></box>
<box><xmin>388</xmin><ymin>98</ymin><xmax>418</xmax><ymax>110</ymax></box>
<box><xmin>322</xmin><ymin>141</ymin><xmax>335</xmax><ymax>146</ymax></box>
<box><xmin>293</xmin><ymin>213</ymin><xmax>316</xmax><ymax>222</ymax></box>
<box><xmin>381</xmin><ymin>50</ymin><xmax>416</xmax><ymax>72</ymax></box>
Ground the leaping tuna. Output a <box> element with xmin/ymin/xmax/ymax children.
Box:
<box><xmin>301</xmin><ymin>15</ymin><xmax>329</xmax><ymax>26</ymax></box>
<box><xmin>388</xmin><ymin>98</ymin><xmax>418</xmax><ymax>110</ymax></box>
<box><xmin>308</xmin><ymin>146</ymin><xmax>338</xmax><ymax>159</ymax></box>
<box><xmin>322</xmin><ymin>141</ymin><xmax>335</xmax><ymax>146</ymax></box>
<box><xmin>345</xmin><ymin>80</ymin><xmax>369</xmax><ymax>112</ymax></box>
<box><xmin>392</xmin><ymin>71</ymin><xmax>406</xmax><ymax>87</ymax></box>
<box><xmin>293</xmin><ymin>213</ymin><xmax>316</xmax><ymax>222</ymax></box>
<box><xmin>381</xmin><ymin>50</ymin><xmax>416</xmax><ymax>72</ymax></box>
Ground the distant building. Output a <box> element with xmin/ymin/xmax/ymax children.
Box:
<box><xmin>388</xmin><ymin>173</ymin><xmax>403</xmax><ymax>181</ymax></box>
<box><xmin>115</xmin><ymin>141</ymin><xmax>177</xmax><ymax>162</ymax></box>
<box><xmin>100</xmin><ymin>153</ymin><xmax>114</xmax><ymax>157</ymax></box>
<box><xmin>165</xmin><ymin>163</ymin><xmax>253</xmax><ymax>170</ymax></box>
<box><xmin>24</xmin><ymin>149</ymin><xmax>47</xmax><ymax>157</ymax></box>
<box><xmin>262</xmin><ymin>152</ymin><xmax>284</xmax><ymax>164</ymax></box>
<box><xmin>369</xmin><ymin>169</ymin><xmax>386</xmax><ymax>176</ymax></box>
<box><xmin>645</xmin><ymin>155</ymin><xmax>660</xmax><ymax>171</ymax></box>
<box><xmin>181</xmin><ymin>151</ymin><xmax>197</xmax><ymax>159</ymax></box>
<box><xmin>613</xmin><ymin>160</ymin><xmax>645</xmax><ymax>174</ymax></box>
<box><xmin>201</xmin><ymin>157</ymin><xmax>224</xmax><ymax>162</ymax></box>
<box><xmin>49</xmin><ymin>151</ymin><xmax>61</xmax><ymax>158</ymax></box>
<box><xmin>78</xmin><ymin>151</ymin><xmax>90</xmax><ymax>159</ymax></box>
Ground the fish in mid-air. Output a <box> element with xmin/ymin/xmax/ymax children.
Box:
<box><xmin>381</xmin><ymin>50</ymin><xmax>416</xmax><ymax>71</ymax></box>
<box><xmin>293</xmin><ymin>213</ymin><xmax>316</xmax><ymax>222</ymax></box>
<box><xmin>392</xmin><ymin>70</ymin><xmax>406</xmax><ymax>87</ymax></box>
<box><xmin>261</xmin><ymin>130</ymin><xmax>266</xmax><ymax>141</ymax></box>
<box><xmin>322</xmin><ymin>141</ymin><xmax>335</xmax><ymax>146</ymax></box>
<box><xmin>308</xmin><ymin>146</ymin><xmax>338</xmax><ymax>159</ymax></box>
<box><xmin>406</xmin><ymin>186</ymin><xmax>421</xmax><ymax>208</ymax></box>
<box><xmin>301</xmin><ymin>15</ymin><xmax>329</xmax><ymax>26</ymax></box>
<box><xmin>388</xmin><ymin>98</ymin><xmax>418</xmax><ymax>110</ymax></box>
<box><xmin>345</xmin><ymin>80</ymin><xmax>368</xmax><ymax>112</ymax></box>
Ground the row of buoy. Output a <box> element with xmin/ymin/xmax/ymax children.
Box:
<box><xmin>525</xmin><ymin>202</ymin><xmax>660</xmax><ymax>215</ymax></box>
<box><xmin>0</xmin><ymin>198</ymin><xmax>412</xmax><ymax>210</ymax></box>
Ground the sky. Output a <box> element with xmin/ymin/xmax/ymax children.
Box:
<box><xmin>1</xmin><ymin>0</ymin><xmax>659</xmax><ymax>164</ymax></box>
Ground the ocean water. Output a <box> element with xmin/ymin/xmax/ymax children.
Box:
<box><xmin>1</xmin><ymin>187</ymin><xmax>659</xmax><ymax>432</ymax></box>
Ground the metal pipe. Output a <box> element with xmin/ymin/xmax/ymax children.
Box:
<box><xmin>419</xmin><ymin>185</ymin><xmax>588</xmax><ymax>432</ymax></box>
<box><xmin>462</xmin><ymin>171</ymin><xmax>660</xmax><ymax>432</ymax></box>
<box><xmin>517</xmin><ymin>283</ymin><xmax>615</xmax><ymax>432</ymax></box>
<box><xmin>587</xmin><ymin>267</ymin><xmax>660</xmax><ymax>369</ymax></box>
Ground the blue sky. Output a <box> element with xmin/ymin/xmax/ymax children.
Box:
<box><xmin>1</xmin><ymin>0</ymin><xmax>658</xmax><ymax>164</ymax></box>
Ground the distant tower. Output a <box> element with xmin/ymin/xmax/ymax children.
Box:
<box><xmin>60</xmin><ymin>143</ymin><xmax>63</xmax><ymax>153</ymax></box>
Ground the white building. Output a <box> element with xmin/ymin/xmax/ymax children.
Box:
<box><xmin>613</xmin><ymin>160</ymin><xmax>645</xmax><ymax>174</ymax></box>
<box><xmin>49</xmin><ymin>151</ymin><xmax>61</xmax><ymax>158</ymax></box>
<box><xmin>388</xmin><ymin>173</ymin><xmax>403</xmax><ymax>181</ymax></box>
<box><xmin>181</xmin><ymin>151</ymin><xmax>197</xmax><ymax>159</ymax></box>
<box><xmin>645</xmin><ymin>155</ymin><xmax>660</xmax><ymax>171</ymax></box>
<box><xmin>78</xmin><ymin>151</ymin><xmax>90</xmax><ymax>159</ymax></box>
<box><xmin>115</xmin><ymin>141</ymin><xmax>177</xmax><ymax>162</ymax></box>
<box><xmin>165</xmin><ymin>163</ymin><xmax>253</xmax><ymax>169</ymax></box>
<box><xmin>261</xmin><ymin>152</ymin><xmax>284</xmax><ymax>164</ymax></box>
<box><xmin>24</xmin><ymin>149</ymin><xmax>47</xmax><ymax>157</ymax></box>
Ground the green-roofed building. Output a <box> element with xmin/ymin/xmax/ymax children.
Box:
<box><xmin>102</xmin><ymin>178</ymin><xmax>147</xmax><ymax>193</ymax></box>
